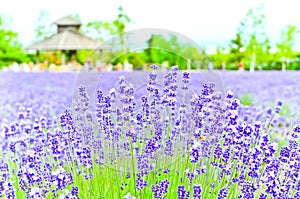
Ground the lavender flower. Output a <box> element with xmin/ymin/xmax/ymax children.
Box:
<box><xmin>193</xmin><ymin>185</ymin><xmax>202</xmax><ymax>199</ymax></box>
<box><xmin>178</xmin><ymin>185</ymin><xmax>186</xmax><ymax>199</ymax></box>
<box><xmin>218</xmin><ymin>187</ymin><xmax>228</xmax><ymax>199</ymax></box>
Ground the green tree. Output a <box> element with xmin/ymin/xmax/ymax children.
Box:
<box><xmin>86</xmin><ymin>6</ymin><xmax>131</xmax><ymax>63</ymax></box>
<box><xmin>0</xmin><ymin>16</ymin><xmax>29</xmax><ymax>68</ymax></box>
<box><xmin>181</xmin><ymin>44</ymin><xmax>204</xmax><ymax>69</ymax></box>
<box><xmin>145</xmin><ymin>33</ymin><xmax>204</xmax><ymax>69</ymax></box>
<box><xmin>276</xmin><ymin>25</ymin><xmax>298</xmax><ymax>70</ymax></box>
<box><xmin>145</xmin><ymin>34</ymin><xmax>172</xmax><ymax>65</ymax></box>
<box><xmin>212</xmin><ymin>46</ymin><xmax>229</xmax><ymax>69</ymax></box>
<box><xmin>33</xmin><ymin>10</ymin><xmax>55</xmax><ymax>42</ymax></box>
<box><xmin>112</xmin><ymin>6</ymin><xmax>131</xmax><ymax>49</ymax></box>
<box><xmin>86</xmin><ymin>21</ymin><xmax>115</xmax><ymax>42</ymax></box>
<box><xmin>229</xmin><ymin>33</ymin><xmax>245</xmax><ymax>63</ymax></box>
<box><xmin>86</xmin><ymin>6</ymin><xmax>131</xmax><ymax>41</ymax></box>
<box><xmin>237</xmin><ymin>4</ymin><xmax>269</xmax><ymax>72</ymax></box>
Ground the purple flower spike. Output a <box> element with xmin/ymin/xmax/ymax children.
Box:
<box><xmin>218</xmin><ymin>188</ymin><xmax>228</xmax><ymax>199</ymax></box>
<box><xmin>193</xmin><ymin>185</ymin><xmax>202</xmax><ymax>199</ymax></box>
<box><xmin>178</xmin><ymin>185</ymin><xmax>186</xmax><ymax>199</ymax></box>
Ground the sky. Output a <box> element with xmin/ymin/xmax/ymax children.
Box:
<box><xmin>1</xmin><ymin>0</ymin><xmax>300</xmax><ymax>53</ymax></box>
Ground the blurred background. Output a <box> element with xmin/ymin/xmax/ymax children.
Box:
<box><xmin>1</xmin><ymin>0</ymin><xmax>300</xmax><ymax>71</ymax></box>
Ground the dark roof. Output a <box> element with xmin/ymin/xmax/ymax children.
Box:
<box><xmin>53</xmin><ymin>15</ymin><xmax>81</xmax><ymax>26</ymax></box>
<box><xmin>27</xmin><ymin>30</ymin><xmax>109</xmax><ymax>50</ymax></box>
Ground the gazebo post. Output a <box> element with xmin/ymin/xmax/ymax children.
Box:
<box><xmin>99</xmin><ymin>49</ymin><xmax>103</xmax><ymax>62</ymax></box>
<box><xmin>36</xmin><ymin>50</ymin><xmax>40</xmax><ymax>65</ymax></box>
<box><xmin>62</xmin><ymin>50</ymin><xmax>66</xmax><ymax>66</ymax></box>
<box><xmin>74</xmin><ymin>50</ymin><xmax>78</xmax><ymax>62</ymax></box>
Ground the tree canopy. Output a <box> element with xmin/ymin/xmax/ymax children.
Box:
<box><xmin>0</xmin><ymin>16</ymin><xmax>29</xmax><ymax>68</ymax></box>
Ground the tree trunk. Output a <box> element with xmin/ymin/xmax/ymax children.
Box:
<box><xmin>61</xmin><ymin>51</ymin><xmax>66</xmax><ymax>66</ymax></box>
<box><xmin>282</xmin><ymin>61</ymin><xmax>286</xmax><ymax>71</ymax></box>
<box><xmin>36</xmin><ymin>50</ymin><xmax>40</xmax><ymax>65</ymax></box>
<box><xmin>250</xmin><ymin>52</ymin><xmax>256</xmax><ymax>73</ymax></box>
<box><xmin>187</xmin><ymin>59</ymin><xmax>191</xmax><ymax>70</ymax></box>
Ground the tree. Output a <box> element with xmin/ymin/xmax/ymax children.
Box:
<box><xmin>181</xmin><ymin>43</ymin><xmax>206</xmax><ymax>70</ymax></box>
<box><xmin>237</xmin><ymin>4</ymin><xmax>269</xmax><ymax>72</ymax></box>
<box><xmin>252</xmin><ymin>37</ymin><xmax>271</xmax><ymax>70</ymax></box>
<box><xmin>112</xmin><ymin>6</ymin><xmax>131</xmax><ymax>49</ymax></box>
<box><xmin>33</xmin><ymin>10</ymin><xmax>55</xmax><ymax>42</ymax></box>
<box><xmin>85</xmin><ymin>21</ymin><xmax>115</xmax><ymax>42</ymax></box>
<box><xmin>212</xmin><ymin>46</ymin><xmax>229</xmax><ymax>69</ymax></box>
<box><xmin>229</xmin><ymin>33</ymin><xmax>245</xmax><ymax>63</ymax></box>
<box><xmin>145</xmin><ymin>34</ymin><xmax>172</xmax><ymax>65</ymax></box>
<box><xmin>86</xmin><ymin>6</ymin><xmax>131</xmax><ymax>42</ymax></box>
<box><xmin>85</xmin><ymin>6</ymin><xmax>131</xmax><ymax>64</ymax></box>
<box><xmin>145</xmin><ymin>33</ymin><xmax>203</xmax><ymax>69</ymax></box>
<box><xmin>276</xmin><ymin>25</ymin><xmax>298</xmax><ymax>71</ymax></box>
<box><xmin>0</xmin><ymin>16</ymin><xmax>29</xmax><ymax>68</ymax></box>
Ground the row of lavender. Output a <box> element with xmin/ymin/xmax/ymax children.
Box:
<box><xmin>1</xmin><ymin>70</ymin><xmax>300</xmax><ymax>120</ymax></box>
<box><xmin>0</xmin><ymin>68</ymin><xmax>300</xmax><ymax>198</ymax></box>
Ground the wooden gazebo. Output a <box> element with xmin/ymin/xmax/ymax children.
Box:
<box><xmin>27</xmin><ymin>15</ymin><xmax>108</xmax><ymax>66</ymax></box>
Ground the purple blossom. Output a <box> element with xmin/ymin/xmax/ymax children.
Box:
<box><xmin>193</xmin><ymin>185</ymin><xmax>202</xmax><ymax>199</ymax></box>
<box><xmin>178</xmin><ymin>185</ymin><xmax>186</xmax><ymax>199</ymax></box>
<box><xmin>217</xmin><ymin>188</ymin><xmax>228</xmax><ymax>199</ymax></box>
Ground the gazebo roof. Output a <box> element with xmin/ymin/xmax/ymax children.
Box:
<box><xmin>27</xmin><ymin>30</ymin><xmax>109</xmax><ymax>51</ymax></box>
<box><xmin>53</xmin><ymin>15</ymin><xmax>81</xmax><ymax>26</ymax></box>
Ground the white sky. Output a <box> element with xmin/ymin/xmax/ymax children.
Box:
<box><xmin>1</xmin><ymin>0</ymin><xmax>300</xmax><ymax>52</ymax></box>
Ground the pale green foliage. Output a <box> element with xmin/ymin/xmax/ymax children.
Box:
<box><xmin>33</xmin><ymin>10</ymin><xmax>55</xmax><ymax>42</ymax></box>
<box><xmin>0</xmin><ymin>16</ymin><xmax>29</xmax><ymax>68</ymax></box>
<box><xmin>276</xmin><ymin>25</ymin><xmax>299</xmax><ymax>70</ymax></box>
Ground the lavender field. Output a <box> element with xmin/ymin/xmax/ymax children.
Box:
<box><xmin>1</xmin><ymin>68</ymin><xmax>300</xmax><ymax>199</ymax></box>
